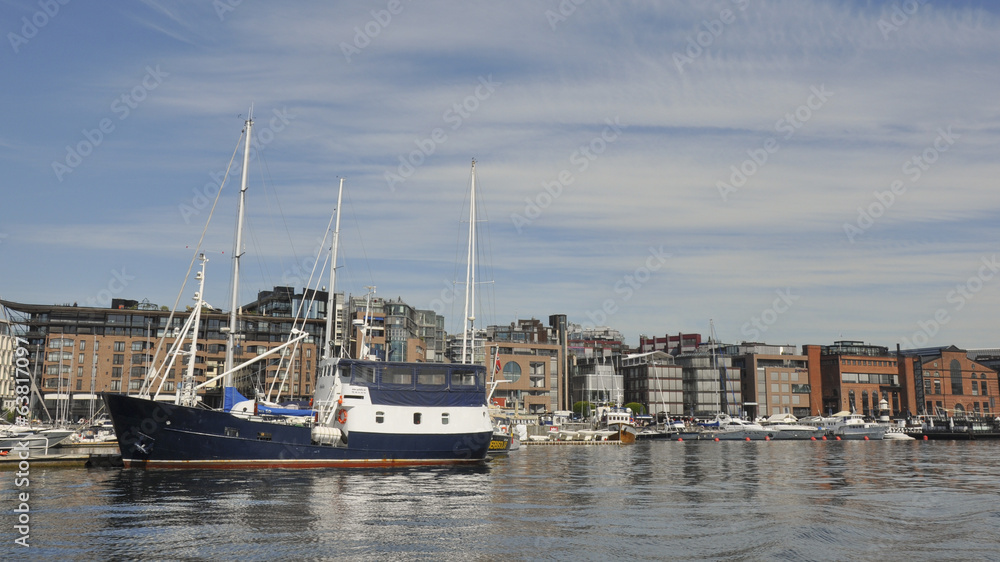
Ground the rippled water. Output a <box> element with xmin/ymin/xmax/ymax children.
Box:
<box><xmin>4</xmin><ymin>440</ymin><xmax>1000</xmax><ymax>560</ymax></box>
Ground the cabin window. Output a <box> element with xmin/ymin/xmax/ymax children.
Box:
<box><xmin>417</xmin><ymin>366</ymin><xmax>448</xmax><ymax>387</ymax></box>
<box><xmin>383</xmin><ymin>365</ymin><xmax>413</xmax><ymax>386</ymax></box>
<box><xmin>413</xmin><ymin>413</ymin><xmax>422</xmax><ymax>425</ymax></box>
<box><xmin>376</xmin><ymin>411</ymin><xmax>384</xmax><ymax>424</ymax></box>
<box><xmin>441</xmin><ymin>413</ymin><xmax>450</xmax><ymax>425</ymax></box>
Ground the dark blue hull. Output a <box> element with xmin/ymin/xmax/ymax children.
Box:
<box><xmin>103</xmin><ymin>393</ymin><xmax>492</xmax><ymax>468</ymax></box>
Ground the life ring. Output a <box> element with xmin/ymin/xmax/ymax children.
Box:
<box><xmin>337</xmin><ymin>409</ymin><xmax>348</xmax><ymax>424</ymax></box>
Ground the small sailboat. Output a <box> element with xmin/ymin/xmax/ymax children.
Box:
<box><xmin>102</xmin><ymin>113</ymin><xmax>494</xmax><ymax>468</ymax></box>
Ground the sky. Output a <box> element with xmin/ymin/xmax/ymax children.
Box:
<box><xmin>2</xmin><ymin>0</ymin><xmax>1000</xmax><ymax>351</ymax></box>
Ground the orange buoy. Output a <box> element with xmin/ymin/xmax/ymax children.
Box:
<box><xmin>765</xmin><ymin>436</ymin><xmax>770</xmax><ymax>441</ymax></box>
<box><xmin>714</xmin><ymin>437</ymin><xmax>719</xmax><ymax>442</ymax></box>
<box><xmin>677</xmin><ymin>437</ymin><xmax>684</xmax><ymax>442</ymax></box>
<box><xmin>835</xmin><ymin>436</ymin><xmax>841</xmax><ymax>440</ymax></box>
<box><xmin>864</xmin><ymin>436</ymin><xmax>869</xmax><ymax>441</ymax></box>
<box><xmin>745</xmin><ymin>437</ymin><xmax>751</xmax><ymax>441</ymax></box>
<box><xmin>923</xmin><ymin>435</ymin><xmax>928</xmax><ymax>441</ymax></box>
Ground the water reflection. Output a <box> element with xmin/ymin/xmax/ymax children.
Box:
<box><xmin>7</xmin><ymin>441</ymin><xmax>1000</xmax><ymax>559</ymax></box>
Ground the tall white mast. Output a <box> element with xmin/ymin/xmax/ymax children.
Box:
<box><xmin>224</xmin><ymin>109</ymin><xmax>253</xmax><ymax>386</ymax></box>
<box><xmin>461</xmin><ymin>159</ymin><xmax>477</xmax><ymax>365</ymax></box>
<box><xmin>323</xmin><ymin>179</ymin><xmax>344</xmax><ymax>360</ymax></box>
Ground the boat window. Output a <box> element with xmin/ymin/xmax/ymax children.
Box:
<box><xmin>413</xmin><ymin>412</ymin><xmax>422</xmax><ymax>425</ymax></box>
<box><xmin>376</xmin><ymin>411</ymin><xmax>384</xmax><ymax>424</ymax></box>
<box><xmin>441</xmin><ymin>413</ymin><xmax>449</xmax><ymax>425</ymax></box>
<box><xmin>257</xmin><ymin>432</ymin><xmax>272</xmax><ymax>441</ymax></box>
<box><xmin>352</xmin><ymin>364</ymin><xmax>376</xmax><ymax>385</ymax></box>
<box><xmin>451</xmin><ymin>369</ymin><xmax>479</xmax><ymax>388</ymax></box>
<box><xmin>382</xmin><ymin>365</ymin><xmax>414</xmax><ymax>387</ymax></box>
<box><xmin>416</xmin><ymin>365</ymin><xmax>448</xmax><ymax>387</ymax></box>
<box><xmin>225</xmin><ymin>427</ymin><xmax>239</xmax><ymax>437</ymax></box>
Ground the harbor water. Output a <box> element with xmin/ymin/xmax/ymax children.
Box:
<box><xmin>3</xmin><ymin>440</ymin><xmax>1000</xmax><ymax>560</ymax></box>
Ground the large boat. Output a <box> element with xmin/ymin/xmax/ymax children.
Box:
<box><xmin>758</xmin><ymin>413</ymin><xmax>826</xmax><ymax>440</ymax></box>
<box><xmin>801</xmin><ymin>411</ymin><xmax>887</xmax><ymax>440</ymax></box>
<box><xmin>103</xmin><ymin>113</ymin><xmax>493</xmax><ymax>468</ymax></box>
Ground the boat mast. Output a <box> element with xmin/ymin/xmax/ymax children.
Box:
<box><xmin>180</xmin><ymin>254</ymin><xmax>209</xmax><ymax>407</ymax></box>
<box><xmin>461</xmin><ymin>159</ymin><xmax>476</xmax><ymax>365</ymax></box>
<box><xmin>224</xmin><ymin>109</ymin><xmax>253</xmax><ymax>387</ymax></box>
<box><xmin>323</xmin><ymin>179</ymin><xmax>344</xmax><ymax>360</ymax></box>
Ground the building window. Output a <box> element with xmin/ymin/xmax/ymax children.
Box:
<box><xmin>934</xmin><ymin>380</ymin><xmax>941</xmax><ymax>395</ymax></box>
<box><xmin>849</xmin><ymin>390</ymin><xmax>856</xmax><ymax>413</ymax></box>
<box><xmin>950</xmin><ymin>360</ymin><xmax>964</xmax><ymax>395</ymax></box>
<box><xmin>972</xmin><ymin>381</ymin><xmax>979</xmax><ymax>396</ymax></box>
<box><xmin>502</xmin><ymin>361</ymin><xmax>521</xmax><ymax>383</ymax></box>
<box><xmin>114</xmin><ymin>341</ymin><xmax>125</xmax><ymax>352</ymax></box>
<box><xmin>862</xmin><ymin>391</ymin><xmax>869</xmax><ymax>416</ymax></box>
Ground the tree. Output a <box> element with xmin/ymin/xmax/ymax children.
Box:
<box><xmin>572</xmin><ymin>401</ymin><xmax>594</xmax><ymax>417</ymax></box>
<box><xmin>624</xmin><ymin>402</ymin><xmax>646</xmax><ymax>415</ymax></box>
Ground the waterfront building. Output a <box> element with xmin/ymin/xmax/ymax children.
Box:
<box><xmin>0</xmin><ymin>317</ymin><xmax>17</xmax><ymax>413</ymax></box>
<box><xmin>722</xmin><ymin>343</ymin><xmax>812</xmax><ymax>419</ymax></box>
<box><xmin>480</xmin><ymin>317</ymin><xmax>567</xmax><ymax>414</ymax></box>
<box><xmin>804</xmin><ymin>341</ymin><xmax>916</xmax><ymax>418</ymax></box>
<box><xmin>572</xmin><ymin>354</ymin><xmax>624</xmax><ymax>408</ymax></box>
<box><xmin>621</xmin><ymin>350</ymin><xmax>683</xmax><ymax>417</ymax></box>
<box><xmin>674</xmin><ymin>352</ymin><xmax>742</xmax><ymax>417</ymax></box>
<box><xmin>638</xmin><ymin>332</ymin><xmax>703</xmax><ymax>355</ymax></box>
<box><xmin>384</xmin><ymin>298</ymin><xmax>445</xmax><ymax>363</ymax></box>
<box><xmin>901</xmin><ymin>346</ymin><xmax>999</xmax><ymax>417</ymax></box>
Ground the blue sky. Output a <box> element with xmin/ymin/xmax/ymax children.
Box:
<box><xmin>2</xmin><ymin>1</ymin><xmax>1000</xmax><ymax>350</ymax></box>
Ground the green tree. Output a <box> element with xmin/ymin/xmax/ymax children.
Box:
<box><xmin>572</xmin><ymin>401</ymin><xmax>594</xmax><ymax>417</ymax></box>
<box><xmin>624</xmin><ymin>402</ymin><xmax>646</xmax><ymax>415</ymax></box>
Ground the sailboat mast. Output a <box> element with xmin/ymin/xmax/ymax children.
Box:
<box><xmin>323</xmin><ymin>179</ymin><xmax>344</xmax><ymax>361</ymax></box>
<box><xmin>225</xmin><ymin>110</ymin><xmax>253</xmax><ymax>386</ymax></box>
<box><xmin>461</xmin><ymin>159</ymin><xmax>476</xmax><ymax>365</ymax></box>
